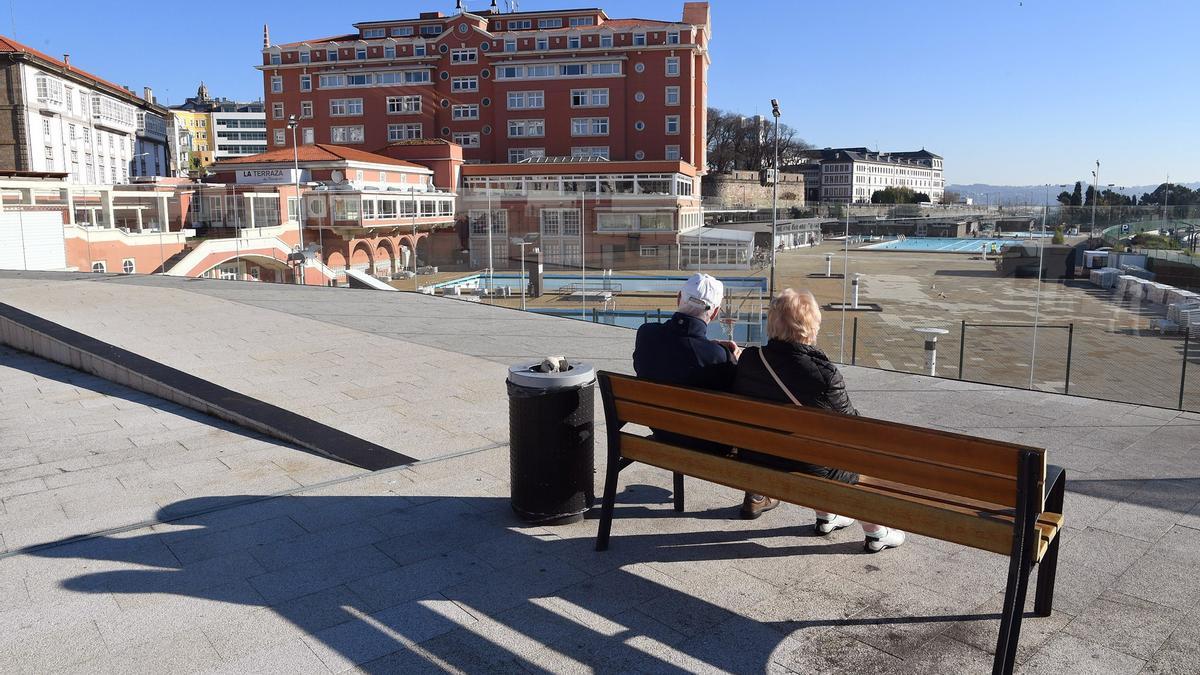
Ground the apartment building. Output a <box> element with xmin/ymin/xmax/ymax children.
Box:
<box><xmin>0</xmin><ymin>35</ymin><xmax>171</xmax><ymax>184</ymax></box>
<box><xmin>168</xmin><ymin>82</ymin><xmax>267</xmax><ymax>173</ymax></box>
<box><xmin>257</xmin><ymin>2</ymin><xmax>710</xmax><ymax>169</ymax></box>
<box><xmin>794</xmin><ymin>147</ymin><xmax>946</xmax><ymax>204</ymax></box>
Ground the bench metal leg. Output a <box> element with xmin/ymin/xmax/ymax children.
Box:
<box><xmin>1035</xmin><ymin>466</ymin><xmax>1066</xmax><ymax>617</ymax></box>
<box><xmin>993</xmin><ymin>452</ymin><xmax>1041</xmax><ymax>675</ymax></box>
<box><xmin>672</xmin><ymin>472</ymin><xmax>685</xmax><ymax>512</ymax></box>
<box><xmin>595</xmin><ymin>459</ymin><xmax>620</xmax><ymax>552</ymax></box>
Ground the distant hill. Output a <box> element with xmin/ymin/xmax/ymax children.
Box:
<box><xmin>947</xmin><ymin>182</ymin><xmax>1200</xmax><ymax>206</ymax></box>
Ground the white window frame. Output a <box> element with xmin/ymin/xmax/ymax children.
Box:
<box><xmin>507</xmin><ymin>148</ymin><xmax>545</xmax><ymax>162</ymax></box>
<box><xmin>300</xmin><ymin>74</ymin><xmax>312</xmax><ymax>92</ymax></box>
<box><xmin>363</xmin><ymin>28</ymin><xmax>386</xmax><ymax>39</ymax></box>
<box><xmin>272</xmin><ymin>102</ymin><xmax>284</xmax><ymax>119</ymax></box>
<box><xmin>270</xmin><ymin>76</ymin><xmax>283</xmax><ymax>93</ymax></box>
<box><xmin>387</xmin><ymin>95</ymin><xmax>422</xmax><ymax>114</ymax></box>
<box><xmin>387</xmin><ymin>123</ymin><xmax>423</xmax><ymax>141</ymax></box>
<box><xmin>91</xmin><ymin>261</ymin><xmax>106</xmax><ymax>273</ymax></box>
<box><xmin>507</xmin><ymin>119</ymin><xmax>545</xmax><ymax>138</ymax></box>
<box><xmin>665</xmin><ymin>86</ymin><xmax>680</xmax><ymax>106</ymax></box>
<box><xmin>570</xmin><ymin>117</ymin><xmax>609</xmax><ymax>137</ymax></box>
<box><xmin>330</xmin><ymin>125</ymin><xmax>365</xmax><ymax>144</ymax></box>
<box><xmin>667</xmin><ymin>31</ymin><xmax>680</xmax><ymax>45</ymax></box>
<box><xmin>570</xmin><ymin>88</ymin><xmax>608</xmax><ymax>107</ymax></box>
<box><xmin>452</xmin><ymin>131</ymin><xmax>480</xmax><ymax>148</ymax></box>
<box><xmin>451</xmin><ymin>76</ymin><xmax>479</xmax><ymax>92</ymax></box>
<box><xmin>450</xmin><ymin>48</ymin><xmax>478</xmax><ymax>64</ymax></box>
<box><xmin>665</xmin><ymin>145</ymin><xmax>681</xmax><ymax>160</ymax></box>
<box><xmin>633</xmin><ymin>33</ymin><xmax>646</xmax><ymax>46</ymax></box>
<box><xmin>665</xmin><ymin>115</ymin><xmax>680</xmax><ymax>135</ymax></box>
<box><xmin>300</xmin><ymin>101</ymin><xmax>313</xmax><ymax>118</ymax></box>
<box><xmin>452</xmin><ymin>104</ymin><xmax>480</xmax><ymax>120</ymax></box>
<box><xmin>599</xmin><ymin>33</ymin><xmax>613</xmax><ymax>48</ymax></box>
<box><xmin>273</xmin><ymin>129</ymin><xmax>285</xmax><ymax>146</ymax></box>
<box><xmin>121</xmin><ymin>258</ymin><xmax>135</xmax><ymax>274</ymax></box>
<box><xmin>504</xmin><ymin>39</ymin><xmax>517</xmax><ymax>52</ymax></box>
<box><xmin>507</xmin><ymin>90</ymin><xmax>544</xmax><ymax>110</ymax></box>
<box><xmin>570</xmin><ymin>146</ymin><xmax>609</xmax><ymax>159</ymax></box>
<box><xmin>330</xmin><ymin>98</ymin><xmax>364</xmax><ymax>116</ymax></box>
<box><xmin>535</xmin><ymin>37</ymin><xmax>549</xmax><ymax>51</ymax></box>
<box><xmin>666</xmin><ymin>57</ymin><xmax>680</xmax><ymax>77</ymax></box>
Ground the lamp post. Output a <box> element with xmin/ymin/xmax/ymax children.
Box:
<box><xmin>287</xmin><ymin>114</ymin><xmax>305</xmax><ymax>285</ymax></box>
<box><xmin>512</xmin><ymin>236</ymin><xmax>534</xmax><ymax>311</ymax></box>
<box><xmin>1089</xmin><ymin>160</ymin><xmax>1100</xmax><ymax>237</ymax></box>
<box><xmin>769</xmin><ymin>98</ymin><xmax>781</xmax><ymax>299</ymax></box>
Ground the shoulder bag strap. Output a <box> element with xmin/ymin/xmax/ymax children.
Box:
<box><xmin>756</xmin><ymin>347</ymin><xmax>802</xmax><ymax>407</ymax></box>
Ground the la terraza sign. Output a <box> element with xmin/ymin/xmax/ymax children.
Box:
<box><xmin>236</xmin><ymin>168</ymin><xmax>307</xmax><ymax>184</ymax></box>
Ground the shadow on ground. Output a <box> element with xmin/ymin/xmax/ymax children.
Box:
<box><xmin>28</xmin><ymin>485</ymin><xmax>1015</xmax><ymax>672</ymax></box>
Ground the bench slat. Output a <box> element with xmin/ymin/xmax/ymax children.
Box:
<box><xmin>621</xmin><ymin>434</ymin><xmax>1018</xmax><ymax>555</ymax></box>
<box><xmin>616</xmin><ymin>400</ymin><xmax>1022</xmax><ymax>508</ymax></box>
<box><xmin>608</xmin><ymin>375</ymin><xmax>1033</xmax><ymax>477</ymax></box>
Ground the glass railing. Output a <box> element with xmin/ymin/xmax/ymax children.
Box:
<box><xmin>416</xmin><ymin>194</ymin><xmax>1200</xmax><ymax>413</ymax></box>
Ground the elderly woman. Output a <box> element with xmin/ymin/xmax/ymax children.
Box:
<box><xmin>733</xmin><ymin>288</ymin><xmax>905</xmax><ymax>553</ymax></box>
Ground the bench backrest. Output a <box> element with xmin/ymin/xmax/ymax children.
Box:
<box><xmin>599</xmin><ymin>371</ymin><xmax>1046</xmax><ymax>513</ymax></box>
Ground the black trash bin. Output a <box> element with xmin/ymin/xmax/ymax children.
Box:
<box><xmin>507</xmin><ymin>361</ymin><xmax>596</xmax><ymax>524</ymax></box>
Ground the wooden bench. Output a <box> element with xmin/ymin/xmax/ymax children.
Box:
<box><xmin>595</xmin><ymin>372</ymin><xmax>1065</xmax><ymax>675</ymax></box>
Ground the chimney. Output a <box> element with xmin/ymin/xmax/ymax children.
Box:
<box><xmin>143</xmin><ymin>87</ymin><xmax>155</xmax><ymax>104</ymax></box>
<box><xmin>262</xmin><ymin>24</ymin><xmax>270</xmax><ymax>49</ymax></box>
<box><xmin>63</xmin><ymin>53</ymin><xmax>70</xmax><ymax>67</ymax></box>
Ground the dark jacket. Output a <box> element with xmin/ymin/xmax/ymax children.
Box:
<box><xmin>633</xmin><ymin>313</ymin><xmax>735</xmax><ymax>392</ymax></box>
<box><xmin>733</xmin><ymin>339</ymin><xmax>858</xmax><ymax>414</ymax></box>
<box><xmin>732</xmin><ymin>339</ymin><xmax>860</xmax><ymax>483</ymax></box>
<box><xmin>633</xmin><ymin>312</ymin><xmax>736</xmax><ymax>454</ymax></box>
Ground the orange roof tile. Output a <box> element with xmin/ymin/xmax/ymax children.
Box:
<box><xmin>601</xmin><ymin>18</ymin><xmax>674</xmax><ymax>28</ymax></box>
<box><xmin>217</xmin><ymin>143</ymin><xmax>427</xmax><ymax>170</ymax></box>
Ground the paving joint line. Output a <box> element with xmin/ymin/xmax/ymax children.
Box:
<box><xmin>0</xmin><ymin>441</ymin><xmax>509</xmax><ymax>561</ymax></box>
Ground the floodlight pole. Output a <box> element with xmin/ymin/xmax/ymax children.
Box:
<box><xmin>769</xmin><ymin>99</ymin><xmax>781</xmax><ymax>298</ymax></box>
<box><xmin>288</xmin><ymin>115</ymin><xmax>304</xmax><ymax>284</ymax></box>
<box><xmin>1089</xmin><ymin>159</ymin><xmax>1099</xmax><ymax>238</ymax></box>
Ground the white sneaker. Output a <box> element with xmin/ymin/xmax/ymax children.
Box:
<box><xmin>815</xmin><ymin>514</ymin><xmax>856</xmax><ymax>534</ymax></box>
<box><xmin>864</xmin><ymin>527</ymin><xmax>906</xmax><ymax>553</ymax></box>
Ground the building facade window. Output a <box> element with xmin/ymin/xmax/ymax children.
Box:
<box><xmin>272</xmin><ymin>102</ymin><xmax>284</xmax><ymax>119</ymax></box>
<box><xmin>452</xmin><ymin>104</ymin><xmax>479</xmax><ymax>120</ymax></box>
<box><xmin>387</xmin><ymin>95</ymin><xmax>421</xmax><ymax>114</ymax></box>
<box><xmin>536</xmin><ymin>37</ymin><xmax>549</xmax><ymax>51</ymax></box>
<box><xmin>665</xmin><ymin>144</ymin><xmax>681</xmax><ymax>160</ymax></box>
<box><xmin>666</xmin><ymin>57</ymin><xmax>680</xmax><ymax>76</ymax></box>
<box><xmin>665</xmin><ymin>86</ymin><xmax>680</xmax><ymax>106</ymax></box>
<box><xmin>503</xmin><ymin>39</ymin><xmax>517</xmax><ymax>52</ymax></box>
<box><xmin>452</xmin><ymin>131</ymin><xmax>480</xmax><ymax>147</ymax></box>
<box><xmin>300</xmin><ymin>74</ymin><xmax>312</xmax><ymax>92</ymax></box>
<box><xmin>451</xmin><ymin>76</ymin><xmax>479</xmax><ymax>92</ymax></box>
<box><xmin>450</xmin><ymin>48</ymin><xmax>477</xmax><ymax>64</ymax></box>
<box><xmin>387</xmin><ymin>123</ymin><xmax>422</xmax><ymax>141</ymax></box>
<box><xmin>570</xmin><ymin>16</ymin><xmax>595</xmax><ymax>27</ymax></box>
<box><xmin>392</xmin><ymin>26</ymin><xmax>413</xmax><ymax>36</ymax></box>
<box><xmin>273</xmin><ymin>129</ymin><xmax>285</xmax><ymax>146</ymax></box>
<box><xmin>507</xmin><ymin>90</ymin><xmax>544</xmax><ymax>109</ymax></box>
<box><xmin>568</xmin><ymin>36</ymin><xmax>581</xmax><ymax>49</ymax></box>
<box><xmin>538</xmin><ymin>18</ymin><xmax>563</xmax><ymax>28</ymax></box>
<box><xmin>667</xmin><ymin>31</ymin><xmax>680</xmax><ymax>44</ymax></box>
<box><xmin>91</xmin><ymin>261</ymin><xmax>106</xmax><ymax>273</ymax></box>
<box><xmin>270</xmin><ymin>76</ymin><xmax>283</xmax><ymax>93</ymax></box>
<box><xmin>633</xmin><ymin>33</ymin><xmax>646</xmax><ymax>46</ymax></box>
<box><xmin>665</xmin><ymin>115</ymin><xmax>680</xmax><ymax>134</ymax></box>
<box><xmin>300</xmin><ymin>101</ymin><xmax>313</xmax><ymax>118</ymax></box>
<box><xmin>270</xmin><ymin>53</ymin><xmax>281</xmax><ymax>65</ymax></box>
<box><xmin>327</xmin><ymin>49</ymin><xmax>338</xmax><ymax>61</ymax></box>
<box><xmin>570</xmin><ymin>88</ymin><xmax>608</xmax><ymax>107</ymax></box>
<box><xmin>571</xmin><ymin>146</ymin><xmax>609</xmax><ymax>159</ymax></box>
<box><xmin>508</xmin><ymin>148</ymin><xmax>545</xmax><ymax>162</ymax></box>
<box><xmin>600</xmin><ymin>33</ymin><xmax>613</xmax><ymax>48</ymax></box>
<box><xmin>330</xmin><ymin>98</ymin><xmax>363</xmax><ymax>116</ymax></box>
<box><xmin>570</xmin><ymin>117</ymin><xmax>609</xmax><ymax>136</ymax></box>
<box><xmin>384</xmin><ymin>46</ymin><xmax>396</xmax><ymax>59</ymax></box>
<box><xmin>302</xmin><ymin>128</ymin><xmax>314</xmax><ymax>144</ymax></box>
<box><xmin>414</xmin><ymin>43</ymin><xmax>426</xmax><ymax>56</ymax></box>
<box><xmin>330</xmin><ymin>125</ymin><xmax>364</xmax><ymax>143</ymax></box>
<box><xmin>508</xmin><ymin>19</ymin><xmax>531</xmax><ymax>29</ymax></box>
<box><xmin>121</xmin><ymin>259</ymin><xmax>135</xmax><ymax>274</ymax></box>
<box><xmin>363</xmin><ymin>28</ymin><xmax>385</xmax><ymax>38</ymax></box>
<box><xmin>355</xmin><ymin>48</ymin><xmax>367</xmax><ymax>60</ymax></box>
<box><xmin>300</xmin><ymin>51</ymin><xmax>311</xmax><ymax>64</ymax></box>
<box><xmin>507</xmin><ymin>119</ymin><xmax>545</xmax><ymax>138</ymax></box>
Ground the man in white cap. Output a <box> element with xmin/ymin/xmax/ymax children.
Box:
<box><xmin>633</xmin><ymin>273</ymin><xmax>778</xmax><ymax>519</ymax></box>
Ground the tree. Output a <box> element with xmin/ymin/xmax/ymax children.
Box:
<box><xmin>871</xmin><ymin>186</ymin><xmax>927</xmax><ymax>204</ymax></box>
<box><xmin>1052</xmin><ymin>227</ymin><xmax>1065</xmax><ymax>245</ymax></box>
<box><xmin>1056</xmin><ymin>191</ymin><xmax>1073</xmax><ymax>206</ymax></box>
<box><xmin>1084</xmin><ymin>184</ymin><xmax>1096</xmax><ymax>207</ymax></box>
<box><xmin>1071</xmin><ymin>181</ymin><xmax>1083</xmax><ymax>206</ymax></box>
<box><xmin>705</xmin><ymin>107</ymin><xmax>813</xmax><ymax>173</ymax></box>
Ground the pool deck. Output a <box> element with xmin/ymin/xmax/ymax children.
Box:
<box><xmin>0</xmin><ymin>271</ymin><xmax>1198</xmax><ymax>673</ymax></box>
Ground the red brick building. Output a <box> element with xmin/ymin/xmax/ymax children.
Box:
<box><xmin>258</xmin><ymin>2</ymin><xmax>710</xmax><ymax>170</ymax></box>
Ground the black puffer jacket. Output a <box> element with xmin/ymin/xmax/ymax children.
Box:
<box><xmin>732</xmin><ymin>339</ymin><xmax>859</xmax><ymax>483</ymax></box>
<box><xmin>734</xmin><ymin>339</ymin><xmax>858</xmax><ymax>415</ymax></box>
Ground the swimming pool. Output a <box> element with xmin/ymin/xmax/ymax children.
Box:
<box><xmin>530</xmin><ymin>308</ymin><xmax>766</xmax><ymax>344</ymax></box>
<box><xmin>862</xmin><ymin>238</ymin><xmax>1036</xmax><ymax>253</ymax></box>
<box><xmin>429</xmin><ymin>273</ymin><xmax>767</xmax><ymax>294</ymax></box>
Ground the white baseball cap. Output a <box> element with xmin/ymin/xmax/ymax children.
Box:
<box><xmin>679</xmin><ymin>273</ymin><xmax>724</xmax><ymax>314</ymax></box>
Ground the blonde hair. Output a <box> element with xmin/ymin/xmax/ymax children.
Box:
<box><xmin>767</xmin><ymin>289</ymin><xmax>822</xmax><ymax>345</ymax></box>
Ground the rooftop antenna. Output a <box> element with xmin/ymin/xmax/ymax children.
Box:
<box><xmin>455</xmin><ymin>0</ymin><xmax>463</xmax><ymax>11</ymax></box>
<box><xmin>490</xmin><ymin>0</ymin><xmax>498</xmax><ymax>10</ymax></box>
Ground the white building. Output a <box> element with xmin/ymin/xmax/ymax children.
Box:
<box><xmin>0</xmin><ymin>35</ymin><xmax>172</xmax><ymax>184</ymax></box>
<box><xmin>795</xmin><ymin>147</ymin><xmax>945</xmax><ymax>204</ymax></box>
<box><xmin>212</xmin><ymin>112</ymin><xmax>267</xmax><ymax>161</ymax></box>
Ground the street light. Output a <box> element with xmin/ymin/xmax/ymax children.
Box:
<box><xmin>769</xmin><ymin>98</ymin><xmax>781</xmax><ymax>299</ymax></box>
<box><xmin>511</xmin><ymin>235</ymin><xmax>536</xmax><ymax>311</ymax></box>
<box><xmin>1089</xmin><ymin>159</ymin><xmax>1100</xmax><ymax>237</ymax></box>
<box><xmin>287</xmin><ymin>114</ymin><xmax>305</xmax><ymax>285</ymax></box>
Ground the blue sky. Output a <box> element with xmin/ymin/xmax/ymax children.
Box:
<box><xmin>13</xmin><ymin>0</ymin><xmax>1199</xmax><ymax>185</ymax></box>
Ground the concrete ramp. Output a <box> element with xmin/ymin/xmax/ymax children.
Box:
<box><xmin>344</xmin><ymin>268</ymin><xmax>399</xmax><ymax>291</ymax></box>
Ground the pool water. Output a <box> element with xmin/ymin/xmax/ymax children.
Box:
<box><xmin>530</xmin><ymin>308</ymin><xmax>766</xmax><ymax>344</ymax></box>
<box><xmin>862</xmin><ymin>237</ymin><xmax>1045</xmax><ymax>253</ymax></box>
<box><xmin>430</xmin><ymin>273</ymin><xmax>767</xmax><ymax>294</ymax></box>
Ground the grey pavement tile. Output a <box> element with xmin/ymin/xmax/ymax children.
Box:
<box><xmin>250</xmin><ymin>519</ymin><xmax>392</xmax><ymax>572</ymax></box>
<box><xmin>96</xmin><ymin>579</ymin><xmax>263</xmax><ymax>650</ymax></box>
<box><xmin>939</xmin><ymin>590</ymin><xmax>1075</xmax><ymax>666</ymax></box>
<box><xmin>302</xmin><ymin>594</ymin><xmax>478</xmax><ymax>671</ymax></box>
<box><xmin>0</xmin><ymin>615</ymin><xmax>109</xmax><ymax>672</ymax></box>
<box><xmin>771</xmin><ymin>628</ymin><xmax>904</xmax><ymax>674</ymax></box>
<box><xmin>203</xmin><ymin>638</ymin><xmax>330</xmax><ymax>675</ymax></box>
<box><xmin>1061</xmin><ymin>590</ymin><xmax>1183</xmax><ymax>661</ymax></box>
<box><xmin>440</xmin><ymin>553</ymin><xmax>590</xmax><ymax>617</ymax></box>
<box><xmin>347</xmin><ymin>550</ymin><xmax>491</xmax><ymax>613</ymax></box>
<box><xmin>1140</xmin><ymin>609</ymin><xmax>1200</xmax><ymax>675</ymax></box>
<box><xmin>831</xmin><ymin>583</ymin><xmax>966</xmax><ymax>660</ymax></box>
<box><xmin>248</xmin><ymin>544</ymin><xmax>399</xmax><ymax>605</ymax></box>
<box><xmin>1016</xmin><ymin>633</ymin><xmax>1145</xmax><ymax>675</ymax></box>
<box><xmin>165</xmin><ymin>515</ymin><xmax>309</xmax><ymax>565</ymax></box>
<box><xmin>884</xmin><ymin>635</ymin><xmax>996</xmax><ymax>674</ymax></box>
<box><xmin>352</xmin><ymin>628</ymin><xmax>527</xmax><ymax>674</ymax></box>
<box><xmin>1056</xmin><ymin>527</ymin><xmax>1154</xmax><ymax>577</ymax></box>
<box><xmin>61</xmin><ymin>626</ymin><xmax>224</xmax><ymax>675</ymax></box>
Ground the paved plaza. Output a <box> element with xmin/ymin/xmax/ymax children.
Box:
<box><xmin>0</xmin><ymin>272</ymin><xmax>1198</xmax><ymax>673</ymax></box>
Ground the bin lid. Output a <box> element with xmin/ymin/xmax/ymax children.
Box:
<box><xmin>508</xmin><ymin>361</ymin><xmax>596</xmax><ymax>389</ymax></box>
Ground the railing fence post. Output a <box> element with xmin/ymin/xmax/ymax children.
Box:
<box><xmin>1180</xmin><ymin>329</ymin><xmax>1191</xmax><ymax>411</ymax></box>
<box><xmin>850</xmin><ymin>316</ymin><xmax>859</xmax><ymax>365</ymax></box>
<box><xmin>958</xmin><ymin>320</ymin><xmax>967</xmax><ymax>380</ymax></box>
<box><xmin>1064</xmin><ymin>323</ymin><xmax>1074</xmax><ymax>395</ymax></box>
